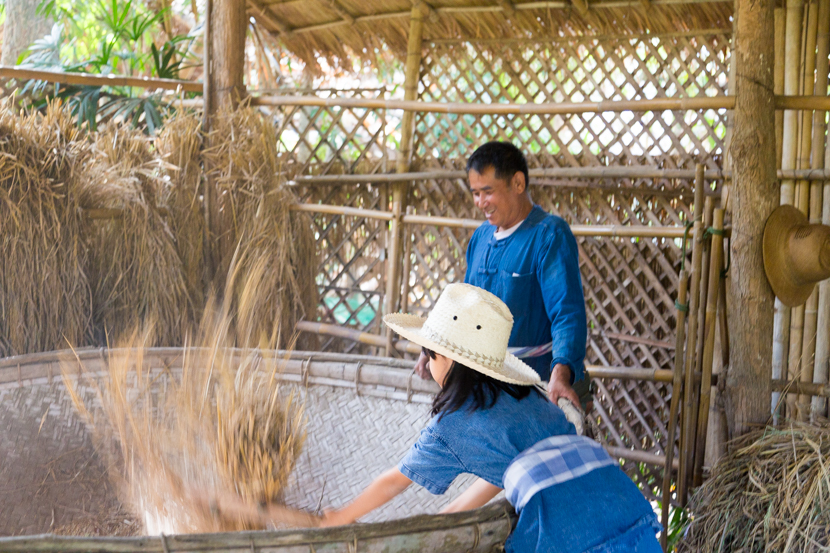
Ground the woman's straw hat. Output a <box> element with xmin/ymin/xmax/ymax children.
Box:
<box><xmin>763</xmin><ymin>205</ymin><xmax>830</xmax><ymax>307</ymax></box>
<box><xmin>383</xmin><ymin>283</ymin><xmax>540</xmax><ymax>385</ymax></box>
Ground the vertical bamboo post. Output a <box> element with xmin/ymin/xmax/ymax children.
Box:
<box><xmin>384</xmin><ymin>3</ymin><xmax>424</xmax><ymax>355</ymax></box>
<box><xmin>694</xmin><ymin>198</ymin><xmax>716</xmax><ymax>371</ymax></box>
<box><xmin>400</xmin><ymin>206</ymin><xmax>415</xmax><ymax>314</ymax></box>
<box><xmin>805</xmin><ymin>0</ymin><xmax>830</xmax><ymax>420</ymax></box>
<box><xmin>816</xmin><ymin>161</ymin><xmax>830</xmax><ymax>417</ymax></box>
<box><xmin>204</xmin><ymin>0</ymin><xmax>246</xmax><ymax>286</ymax></box>
<box><xmin>679</xmin><ymin>166</ymin><xmax>705</xmax><ymax>505</ymax></box>
<box><xmin>789</xmin><ymin>0</ymin><xmax>818</xmax><ymax>421</ymax></box>
<box><xmin>772</xmin><ymin>0</ymin><xmax>804</xmax><ymax>419</ymax></box>
<box><xmin>660</xmin><ymin>270</ymin><xmax>688</xmax><ymax>549</ymax></box>
<box><xmin>202</xmin><ymin>0</ymin><xmax>215</xmax><ymax>280</ymax></box>
<box><xmin>694</xmin><ymin>208</ymin><xmax>725</xmax><ymax>486</ymax></box>
<box><xmin>815</xmin><ymin>0</ymin><xmax>830</xmax><ymax>417</ymax></box>
<box><xmin>727</xmin><ymin>0</ymin><xmax>776</xmax><ymax>438</ymax></box>
<box><xmin>775</xmin><ymin>7</ymin><xmax>787</xmax><ymax>166</ymax></box>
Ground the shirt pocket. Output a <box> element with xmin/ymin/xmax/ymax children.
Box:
<box><xmin>498</xmin><ymin>270</ymin><xmax>535</xmax><ymax>316</ymax></box>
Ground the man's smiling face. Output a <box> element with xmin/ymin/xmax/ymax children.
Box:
<box><xmin>468</xmin><ymin>166</ymin><xmax>531</xmax><ymax>232</ymax></box>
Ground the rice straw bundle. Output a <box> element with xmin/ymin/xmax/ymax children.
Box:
<box><xmin>203</xmin><ymin>105</ymin><xmax>318</xmax><ymax>350</ymax></box>
<box><xmin>63</xmin><ymin>257</ymin><xmax>316</xmax><ymax>535</ymax></box>
<box><xmin>82</xmin><ymin>123</ymin><xmax>195</xmax><ymax>346</ymax></box>
<box><xmin>0</xmin><ymin>100</ymin><xmax>92</xmax><ymax>356</ymax></box>
<box><xmin>155</xmin><ymin>111</ymin><xmax>207</xmax><ymax>310</ymax></box>
<box><xmin>678</xmin><ymin>421</ymin><xmax>830</xmax><ymax>552</ymax></box>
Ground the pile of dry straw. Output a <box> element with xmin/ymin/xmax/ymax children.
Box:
<box><xmin>0</xmin><ymin>100</ymin><xmax>318</xmax><ymax>355</ymax></box>
<box><xmin>679</xmin><ymin>421</ymin><xmax>830</xmax><ymax>552</ymax></box>
<box><xmin>65</xmin><ymin>259</ymin><xmax>318</xmax><ymax>534</ymax></box>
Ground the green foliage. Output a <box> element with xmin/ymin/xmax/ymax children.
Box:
<box><xmin>16</xmin><ymin>0</ymin><xmax>199</xmax><ymax>134</ymax></box>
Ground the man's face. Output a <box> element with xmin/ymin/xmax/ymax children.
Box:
<box><xmin>468</xmin><ymin>166</ymin><xmax>529</xmax><ymax>231</ymax></box>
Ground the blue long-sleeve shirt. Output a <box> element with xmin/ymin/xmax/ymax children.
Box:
<box><xmin>464</xmin><ymin>205</ymin><xmax>587</xmax><ymax>382</ymax></box>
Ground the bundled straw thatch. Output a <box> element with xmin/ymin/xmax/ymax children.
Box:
<box><xmin>0</xmin><ymin>100</ymin><xmax>318</xmax><ymax>357</ymax></box>
<box><xmin>63</xmin><ymin>258</ymin><xmax>316</xmax><ymax>535</ymax></box>
<box><xmin>0</xmin><ymin>101</ymin><xmax>92</xmax><ymax>357</ymax></box>
<box><xmin>82</xmin><ymin>123</ymin><xmax>195</xmax><ymax>347</ymax></box>
<box><xmin>204</xmin><ymin>106</ymin><xmax>318</xmax><ymax>351</ymax></box>
<box><xmin>155</xmin><ymin>111</ymin><xmax>207</xmax><ymax>310</ymax></box>
<box><xmin>679</xmin><ymin>422</ymin><xmax>830</xmax><ymax>553</ymax></box>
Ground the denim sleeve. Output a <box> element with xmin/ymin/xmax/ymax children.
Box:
<box><xmin>398</xmin><ymin>426</ymin><xmax>465</xmax><ymax>495</ymax></box>
<box><xmin>536</xmin><ymin>223</ymin><xmax>587</xmax><ymax>382</ymax></box>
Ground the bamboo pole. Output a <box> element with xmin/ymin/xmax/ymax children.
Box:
<box><xmin>772</xmin><ymin>0</ymin><xmax>804</xmax><ymax>420</ymax></box>
<box><xmin>800</xmin><ymin>0</ymin><xmax>830</xmax><ymax>421</ymax></box>
<box><xmin>815</xmin><ymin>49</ymin><xmax>830</xmax><ymax>418</ymax></box>
<box><xmin>256</xmin><ymin>94</ymin><xmax>830</xmax><ymax>112</ymax></box>
<box><xmin>289</xmin><ymin>167</ymin><xmax>830</xmax><ymax>185</ymax></box>
<box><xmin>0</xmin><ymin>66</ymin><xmax>203</xmax><ymax>92</ymax></box>
<box><xmin>776</xmin><ymin>7</ymin><xmax>788</xmax><ymax>165</ymax></box>
<box><xmin>694</xmin><ymin>198</ymin><xmax>716</xmax><ymax>381</ymax></box>
<box><xmin>84</xmin><ymin>203</ymin><xmax>694</xmax><ymax>238</ymax></box>
<box><xmin>679</xmin><ymin>166</ymin><xmax>706</xmax><ymax>505</ymax></box>
<box><xmin>296</xmin><ymin>321</ymin><xmax>421</xmax><ymax>355</ymax></box>
<box><xmin>726</xmin><ymin>0</ymin><xmax>776</xmax><ymax>439</ymax></box>
<box><xmin>660</xmin><ymin>270</ymin><xmax>688</xmax><ymax>550</ymax></box>
<box><xmin>289</xmin><ymin>167</ymin><xmax>731</xmax><ymax>183</ymax></box>
<box><xmin>788</xmin><ymin>0</ymin><xmax>819</xmax><ymax>421</ymax></box>
<box><xmin>384</xmin><ymin>3</ymin><xmax>424</xmax><ymax>355</ymax></box>
<box><xmin>400</xmin><ymin>206</ymin><xmax>415</xmax><ymax>314</ymax></box>
<box><xmin>693</xmin><ymin>208</ymin><xmax>725</xmax><ymax>486</ymax></box>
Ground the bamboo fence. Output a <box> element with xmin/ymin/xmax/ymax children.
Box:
<box><xmin>772</xmin><ymin>0</ymin><xmax>829</xmax><ymax>423</ymax></box>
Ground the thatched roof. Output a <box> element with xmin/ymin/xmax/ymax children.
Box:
<box><xmin>248</xmin><ymin>0</ymin><xmax>733</xmax><ymax>70</ymax></box>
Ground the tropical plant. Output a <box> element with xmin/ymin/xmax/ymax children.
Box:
<box><xmin>16</xmin><ymin>0</ymin><xmax>201</xmax><ymax>132</ymax></box>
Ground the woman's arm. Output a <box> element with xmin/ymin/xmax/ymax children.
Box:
<box><xmin>439</xmin><ymin>478</ymin><xmax>502</xmax><ymax>514</ymax></box>
<box><xmin>321</xmin><ymin>467</ymin><xmax>412</xmax><ymax>527</ymax></box>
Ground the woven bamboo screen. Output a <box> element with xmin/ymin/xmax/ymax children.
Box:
<box><xmin>404</xmin><ymin>33</ymin><xmax>729</xmax><ymax>500</ymax></box>
<box><xmin>277</xmin><ymin>32</ymin><xmax>731</xmax><ymax>502</ymax></box>
<box><xmin>275</xmin><ymin>88</ymin><xmax>392</xmax><ymax>353</ymax></box>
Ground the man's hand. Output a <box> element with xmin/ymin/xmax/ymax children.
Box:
<box><xmin>546</xmin><ymin>363</ymin><xmax>580</xmax><ymax>407</ymax></box>
<box><xmin>414</xmin><ymin>350</ymin><xmax>432</xmax><ymax>380</ymax></box>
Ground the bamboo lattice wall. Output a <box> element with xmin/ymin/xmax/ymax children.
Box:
<box><xmin>274</xmin><ymin>32</ymin><xmax>732</xmax><ymax>501</ymax></box>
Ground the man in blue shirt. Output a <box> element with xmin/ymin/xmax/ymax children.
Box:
<box><xmin>414</xmin><ymin>141</ymin><xmax>588</xmax><ymax>407</ymax></box>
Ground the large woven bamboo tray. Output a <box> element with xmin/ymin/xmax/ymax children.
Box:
<box><xmin>0</xmin><ymin>348</ymin><xmax>513</xmax><ymax>551</ymax></box>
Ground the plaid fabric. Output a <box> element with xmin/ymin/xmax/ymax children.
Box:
<box><xmin>503</xmin><ymin>435</ymin><xmax>616</xmax><ymax>511</ymax></box>
<box><xmin>508</xmin><ymin>342</ymin><xmax>552</xmax><ymax>358</ymax></box>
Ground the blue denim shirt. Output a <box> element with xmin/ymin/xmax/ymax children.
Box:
<box><xmin>465</xmin><ymin>205</ymin><xmax>587</xmax><ymax>382</ymax></box>
<box><xmin>397</xmin><ymin>390</ymin><xmax>657</xmax><ymax>553</ymax></box>
<box><xmin>398</xmin><ymin>389</ymin><xmax>576</xmax><ymax>492</ymax></box>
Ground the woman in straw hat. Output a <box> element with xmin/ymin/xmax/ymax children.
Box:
<box><xmin>321</xmin><ymin>283</ymin><xmax>661</xmax><ymax>552</ymax></box>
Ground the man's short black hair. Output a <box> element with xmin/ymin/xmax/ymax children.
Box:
<box><xmin>466</xmin><ymin>141</ymin><xmax>529</xmax><ymax>188</ymax></box>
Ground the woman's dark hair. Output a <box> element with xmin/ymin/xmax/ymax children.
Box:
<box><xmin>423</xmin><ymin>347</ymin><xmax>534</xmax><ymax>418</ymax></box>
<box><xmin>465</xmin><ymin>141</ymin><xmax>529</xmax><ymax>189</ymax></box>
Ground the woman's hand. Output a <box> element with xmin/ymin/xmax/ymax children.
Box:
<box><xmin>319</xmin><ymin>508</ymin><xmax>354</xmax><ymax>528</ymax></box>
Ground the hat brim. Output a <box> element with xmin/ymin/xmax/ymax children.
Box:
<box><xmin>764</xmin><ymin>205</ymin><xmax>815</xmax><ymax>307</ymax></box>
<box><xmin>384</xmin><ymin>313</ymin><xmax>541</xmax><ymax>386</ymax></box>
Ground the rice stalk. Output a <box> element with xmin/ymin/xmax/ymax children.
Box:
<box><xmin>679</xmin><ymin>421</ymin><xmax>830</xmax><ymax>553</ymax></box>
<box><xmin>62</xmin><ymin>255</ymin><xmax>316</xmax><ymax>534</ymax></box>
<box><xmin>0</xmin><ymin>100</ymin><xmax>92</xmax><ymax>356</ymax></box>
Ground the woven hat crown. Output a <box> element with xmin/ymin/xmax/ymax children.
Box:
<box><xmin>421</xmin><ymin>283</ymin><xmax>514</xmax><ymax>368</ymax></box>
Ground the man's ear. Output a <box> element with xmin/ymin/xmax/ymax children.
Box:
<box><xmin>511</xmin><ymin>171</ymin><xmax>527</xmax><ymax>194</ymax></box>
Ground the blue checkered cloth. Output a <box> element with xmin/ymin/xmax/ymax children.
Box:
<box><xmin>503</xmin><ymin>435</ymin><xmax>617</xmax><ymax>511</ymax></box>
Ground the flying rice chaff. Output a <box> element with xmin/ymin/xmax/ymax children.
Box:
<box><xmin>62</xmin><ymin>256</ymin><xmax>318</xmax><ymax>534</ymax></box>
<box><xmin>678</xmin><ymin>421</ymin><xmax>830</xmax><ymax>553</ymax></box>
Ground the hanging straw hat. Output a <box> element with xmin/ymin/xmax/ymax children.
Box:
<box><xmin>383</xmin><ymin>283</ymin><xmax>540</xmax><ymax>385</ymax></box>
<box><xmin>763</xmin><ymin>205</ymin><xmax>830</xmax><ymax>307</ymax></box>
